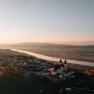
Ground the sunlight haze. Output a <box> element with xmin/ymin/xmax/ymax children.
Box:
<box><xmin>0</xmin><ymin>0</ymin><xmax>94</xmax><ymax>44</ymax></box>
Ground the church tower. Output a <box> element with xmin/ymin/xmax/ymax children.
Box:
<box><xmin>60</xmin><ymin>58</ymin><xmax>63</xmax><ymax>64</ymax></box>
<box><xmin>64</xmin><ymin>59</ymin><xmax>67</xmax><ymax>71</ymax></box>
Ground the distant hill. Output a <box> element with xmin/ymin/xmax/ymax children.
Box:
<box><xmin>0</xmin><ymin>42</ymin><xmax>94</xmax><ymax>48</ymax></box>
<box><xmin>0</xmin><ymin>41</ymin><xmax>94</xmax><ymax>48</ymax></box>
<box><xmin>10</xmin><ymin>42</ymin><xmax>94</xmax><ymax>48</ymax></box>
<box><xmin>66</xmin><ymin>41</ymin><xmax>94</xmax><ymax>45</ymax></box>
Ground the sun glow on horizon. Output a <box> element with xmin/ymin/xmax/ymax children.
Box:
<box><xmin>0</xmin><ymin>0</ymin><xmax>94</xmax><ymax>44</ymax></box>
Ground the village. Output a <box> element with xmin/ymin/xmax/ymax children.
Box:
<box><xmin>0</xmin><ymin>51</ymin><xmax>93</xmax><ymax>94</ymax></box>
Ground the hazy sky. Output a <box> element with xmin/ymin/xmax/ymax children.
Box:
<box><xmin>0</xmin><ymin>0</ymin><xmax>94</xmax><ymax>44</ymax></box>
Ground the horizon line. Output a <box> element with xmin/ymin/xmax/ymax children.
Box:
<box><xmin>0</xmin><ymin>41</ymin><xmax>94</xmax><ymax>46</ymax></box>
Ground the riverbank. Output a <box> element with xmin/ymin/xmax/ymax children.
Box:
<box><xmin>10</xmin><ymin>49</ymin><xmax>94</xmax><ymax>67</ymax></box>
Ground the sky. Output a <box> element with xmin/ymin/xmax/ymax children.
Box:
<box><xmin>0</xmin><ymin>0</ymin><xmax>94</xmax><ymax>44</ymax></box>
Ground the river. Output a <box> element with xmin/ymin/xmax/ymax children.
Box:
<box><xmin>11</xmin><ymin>49</ymin><xmax>94</xmax><ymax>67</ymax></box>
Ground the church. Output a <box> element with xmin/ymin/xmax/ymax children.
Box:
<box><xmin>48</xmin><ymin>58</ymin><xmax>75</xmax><ymax>80</ymax></box>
